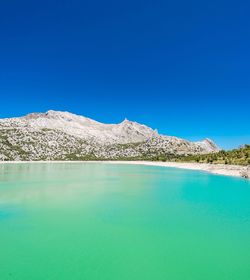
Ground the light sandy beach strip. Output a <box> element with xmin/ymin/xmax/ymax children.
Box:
<box><xmin>0</xmin><ymin>161</ymin><xmax>249</xmax><ymax>179</ymax></box>
<box><xmin>106</xmin><ymin>161</ymin><xmax>250</xmax><ymax>179</ymax></box>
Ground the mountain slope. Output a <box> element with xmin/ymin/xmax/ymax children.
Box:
<box><xmin>0</xmin><ymin>110</ymin><xmax>219</xmax><ymax>161</ymax></box>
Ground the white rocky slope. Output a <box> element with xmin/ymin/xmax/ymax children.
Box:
<box><xmin>0</xmin><ymin>110</ymin><xmax>219</xmax><ymax>161</ymax></box>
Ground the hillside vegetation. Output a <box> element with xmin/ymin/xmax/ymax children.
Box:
<box><xmin>152</xmin><ymin>145</ymin><xmax>250</xmax><ymax>166</ymax></box>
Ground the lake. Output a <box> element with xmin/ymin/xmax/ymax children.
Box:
<box><xmin>0</xmin><ymin>163</ymin><xmax>249</xmax><ymax>280</ymax></box>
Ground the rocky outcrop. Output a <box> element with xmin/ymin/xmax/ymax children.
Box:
<box><xmin>240</xmin><ymin>167</ymin><xmax>250</xmax><ymax>179</ymax></box>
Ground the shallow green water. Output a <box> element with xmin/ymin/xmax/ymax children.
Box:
<box><xmin>0</xmin><ymin>163</ymin><xmax>250</xmax><ymax>280</ymax></box>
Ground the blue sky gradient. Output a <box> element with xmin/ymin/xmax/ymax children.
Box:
<box><xmin>0</xmin><ymin>0</ymin><xmax>249</xmax><ymax>149</ymax></box>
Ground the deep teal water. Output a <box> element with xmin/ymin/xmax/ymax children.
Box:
<box><xmin>0</xmin><ymin>163</ymin><xmax>250</xmax><ymax>280</ymax></box>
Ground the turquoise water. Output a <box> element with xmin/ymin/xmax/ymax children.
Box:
<box><xmin>0</xmin><ymin>163</ymin><xmax>250</xmax><ymax>280</ymax></box>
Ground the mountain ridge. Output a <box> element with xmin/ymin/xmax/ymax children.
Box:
<box><xmin>0</xmin><ymin>110</ymin><xmax>219</xmax><ymax>161</ymax></box>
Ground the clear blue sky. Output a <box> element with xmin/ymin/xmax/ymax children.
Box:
<box><xmin>0</xmin><ymin>0</ymin><xmax>249</xmax><ymax>149</ymax></box>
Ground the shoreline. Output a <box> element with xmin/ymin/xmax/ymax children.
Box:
<box><xmin>0</xmin><ymin>160</ymin><xmax>249</xmax><ymax>179</ymax></box>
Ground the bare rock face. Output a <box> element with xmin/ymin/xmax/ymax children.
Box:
<box><xmin>0</xmin><ymin>110</ymin><xmax>219</xmax><ymax>161</ymax></box>
<box><xmin>194</xmin><ymin>138</ymin><xmax>220</xmax><ymax>153</ymax></box>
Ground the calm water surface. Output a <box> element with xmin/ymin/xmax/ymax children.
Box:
<box><xmin>0</xmin><ymin>163</ymin><xmax>250</xmax><ymax>280</ymax></box>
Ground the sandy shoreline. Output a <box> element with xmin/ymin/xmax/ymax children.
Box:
<box><xmin>0</xmin><ymin>160</ymin><xmax>249</xmax><ymax>179</ymax></box>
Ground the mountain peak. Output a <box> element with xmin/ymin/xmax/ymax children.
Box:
<box><xmin>120</xmin><ymin>118</ymin><xmax>133</xmax><ymax>124</ymax></box>
<box><xmin>45</xmin><ymin>110</ymin><xmax>80</xmax><ymax>119</ymax></box>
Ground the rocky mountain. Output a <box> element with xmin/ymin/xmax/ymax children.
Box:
<box><xmin>0</xmin><ymin>110</ymin><xmax>219</xmax><ymax>161</ymax></box>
